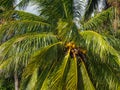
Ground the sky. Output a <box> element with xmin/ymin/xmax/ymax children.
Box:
<box><xmin>25</xmin><ymin>4</ymin><xmax>38</xmax><ymax>15</ymax></box>
<box><xmin>16</xmin><ymin>0</ymin><xmax>38</xmax><ymax>15</ymax></box>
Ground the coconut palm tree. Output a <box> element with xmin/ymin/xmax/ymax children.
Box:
<box><xmin>0</xmin><ymin>0</ymin><xmax>38</xmax><ymax>89</ymax></box>
<box><xmin>0</xmin><ymin>0</ymin><xmax>120</xmax><ymax>90</ymax></box>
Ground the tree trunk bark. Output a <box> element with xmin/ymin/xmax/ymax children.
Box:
<box><xmin>14</xmin><ymin>72</ymin><xmax>19</xmax><ymax>90</ymax></box>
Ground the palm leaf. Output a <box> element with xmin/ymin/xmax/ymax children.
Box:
<box><xmin>65</xmin><ymin>56</ymin><xmax>79</xmax><ymax>90</ymax></box>
<box><xmin>83</xmin><ymin>7</ymin><xmax>113</xmax><ymax>31</ymax></box>
<box><xmin>25</xmin><ymin>68</ymin><xmax>38</xmax><ymax>90</ymax></box>
<box><xmin>49</xmin><ymin>49</ymin><xmax>71</xmax><ymax>89</ymax></box>
<box><xmin>57</xmin><ymin>20</ymin><xmax>81</xmax><ymax>44</ymax></box>
<box><xmin>87</xmin><ymin>57</ymin><xmax>120</xmax><ymax>89</ymax></box>
<box><xmin>34</xmin><ymin>0</ymin><xmax>74</xmax><ymax>21</ymax></box>
<box><xmin>21</xmin><ymin>42</ymin><xmax>62</xmax><ymax>90</ymax></box>
<box><xmin>0</xmin><ymin>0</ymin><xmax>15</xmax><ymax>10</ymax></box>
<box><xmin>0</xmin><ymin>20</ymin><xmax>50</xmax><ymax>43</ymax></box>
<box><xmin>0</xmin><ymin>33</ymin><xmax>58</xmax><ymax>73</ymax></box>
<box><xmin>80</xmin><ymin>30</ymin><xmax>120</xmax><ymax>66</ymax></box>
<box><xmin>79</xmin><ymin>61</ymin><xmax>95</xmax><ymax>90</ymax></box>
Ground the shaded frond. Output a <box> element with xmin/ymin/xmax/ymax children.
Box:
<box><xmin>0</xmin><ymin>20</ymin><xmax>50</xmax><ymax>43</ymax></box>
<box><xmin>0</xmin><ymin>0</ymin><xmax>16</xmax><ymax>10</ymax></box>
<box><xmin>87</xmin><ymin>58</ymin><xmax>120</xmax><ymax>89</ymax></box>
<box><xmin>34</xmin><ymin>0</ymin><xmax>74</xmax><ymax>21</ymax></box>
<box><xmin>103</xmin><ymin>34</ymin><xmax>120</xmax><ymax>51</ymax></box>
<box><xmin>83</xmin><ymin>8</ymin><xmax>113</xmax><ymax>31</ymax></box>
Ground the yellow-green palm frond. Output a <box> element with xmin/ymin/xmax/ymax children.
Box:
<box><xmin>57</xmin><ymin>19</ymin><xmax>81</xmax><ymax>44</ymax></box>
<box><xmin>80</xmin><ymin>30</ymin><xmax>120</xmax><ymax>66</ymax></box>
<box><xmin>0</xmin><ymin>33</ymin><xmax>58</xmax><ymax>74</ymax></box>
<box><xmin>21</xmin><ymin>42</ymin><xmax>62</xmax><ymax>90</ymax></box>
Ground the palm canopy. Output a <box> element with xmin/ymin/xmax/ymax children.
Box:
<box><xmin>0</xmin><ymin>0</ymin><xmax>120</xmax><ymax>90</ymax></box>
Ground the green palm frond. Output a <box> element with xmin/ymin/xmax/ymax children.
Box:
<box><xmin>0</xmin><ymin>0</ymin><xmax>120</xmax><ymax>90</ymax></box>
<box><xmin>79</xmin><ymin>61</ymin><xmax>95</xmax><ymax>90</ymax></box>
<box><xmin>49</xmin><ymin>49</ymin><xmax>70</xmax><ymax>89</ymax></box>
<box><xmin>57</xmin><ymin>20</ymin><xmax>81</xmax><ymax>44</ymax></box>
<box><xmin>25</xmin><ymin>68</ymin><xmax>38</xmax><ymax>90</ymax></box>
<box><xmin>0</xmin><ymin>20</ymin><xmax>50</xmax><ymax>43</ymax></box>
<box><xmin>80</xmin><ymin>30</ymin><xmax>120</xmax><ymax>66</ymax></box>
<box><xmin>0</xmin><ymin>33</ymin><xmax>58</xmax><ymax>73</ymax></box>
<box><xmin>103</xmin><ymin>34</ymin><xmax>120</xmax><ymax>51</ymax></box>
<box><xmin>21</xmin><ymin>42</ymin><xmax>62</xmax><ymax>90</ymax></box>
<box><xmin>34</xmin><ymin>0</ymin><xmax>74</xmax><ymax>21</ymax></box>
<box><xmin>82</xmin><ymin>7</ymin><xmax>113</xmax><ymax>31</ymax></box>
<box><xmin>87</xmin><ymin>58</ymin><xmax>120</xmax><ymax>90</ymax></box>
<box><xmin>0</xmin><ymin>0</ymin><xmax>16</xmax><ymax>10</ymax></box>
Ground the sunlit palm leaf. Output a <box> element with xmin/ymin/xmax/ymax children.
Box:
<box><xmin>57</xmin><ymin>20</ymin><xmax>81</xmax><ymax>44</ymax></box>
<box><xmin>79</xmin><ymin>61</ymin><xmax>95</xmax><ymax>90</ymax></box>
<box><xmin>21</xmin><ymin>42</ymin><xmax>62</xmax><ymax>90</ymax></box>
<box><xmin>0</xmin><ymin>33</ymin><xmax>58</xmax><ymax>73</ymax></box>
<box><xmin>49</xmin><ymin>49</ymin><xmax>70</xmax><ymax>89</ymax></box>
<box><xmin>80</xmin><ymin>30</ymin><xmax>120</xmax><ymax>66</ymax></box>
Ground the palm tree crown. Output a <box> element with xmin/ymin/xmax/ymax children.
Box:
<box><xmin>0</xmin><ymin>0</ymin><xmax>120</xmax><ymax>90</ymax></box>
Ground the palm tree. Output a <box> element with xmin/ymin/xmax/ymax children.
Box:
<box><xmin>0</xmin><ymin>0</ymin><xmax>120</xmax><ymax>90</ymax></box>
<box><xmin>0</xmin><ymin>0</ymin><xmax>38</xmax><ymax>90</ymax></box>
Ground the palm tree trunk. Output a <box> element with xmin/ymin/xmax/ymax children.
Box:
<box><xmin>14</xmin><ymin>72</ymin><xmax>19</xmax><ymax>90</ymax></box>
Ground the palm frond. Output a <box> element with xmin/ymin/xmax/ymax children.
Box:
<box><xmin>49</xmin><ymin>49</ymin><xmax>70</xmax><ymax>89</ymax></box>
<box><xmin>80</xmin><ymin>30</ymin><xmax>120</xmax><ymax>66</ymax></box>
<box><xmin>0</xmin><ymin>33</ymin><xmax>58</xmax><ymax>73</ymax></box>
<box><xmin>82</xmin><ymin>8</ymin><xmax>113</xmax><ymax>31</ymax></box>
<box><xmin>34</xmin><ymin>0</ymin><xmax>74</xmax><ymax>21</ymax></box>
<box><xmin>21</xmin><ymin>42</ymin><xmax>62</xmax><ymax>90</ymax></box>
<box><xmin>79</xmin><ymin>61</ymin><xmax>95</xmax><ymax>90</ymax></box>
<box><xmin>0</xmin><ymin>0</ymin><xmax>16</xmax><ymax>10</ymax></box>
<box><xmin>25</xmin><ymin>68</ymin><xmax>38</xmax><ymax>90</ymax></box>
<box><xmin>103</xmin><ymin>34</ymin><xmax>120</xmax><ymax>51</ymax></box>
<box><xmin>87</xmin><ymin>57</ymin><xmax>120</xmax><ymax>89</ymax></box>
<box><xmin>0</xmin><ymin>20</ymin><xmax>50</xmax><ymax>43</ymax></box>
<box><xmin>57</xmin><ymin>20</ymin><xmax>81</xmax><ymax>44</ymax></box>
